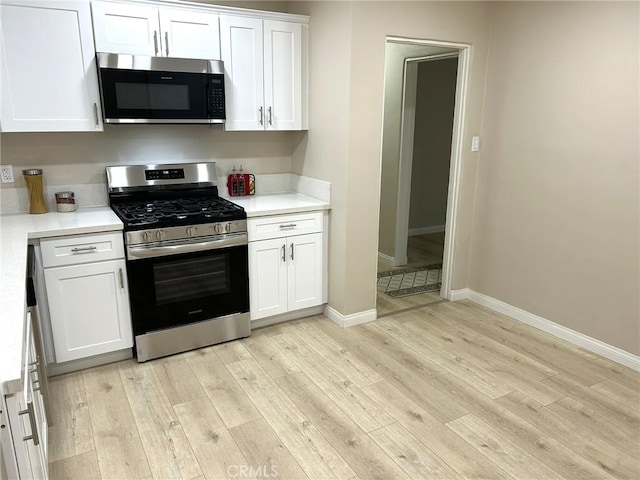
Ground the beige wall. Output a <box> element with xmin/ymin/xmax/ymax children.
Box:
<box><xmin>290</xmin><ymin>1</ymin><xmax>354</xmax><ymax>314</ymax></box>
<box><xmin>0</xmin><ymin>127</ymin><xmax>292</xmax><ymax>193</ymax></box>
<box><xmin>291</xmin><ymin>1</ymin><xmax>492</xmax><ymax>315</ymax></box>
<box><xmin>409</xmin><ymin>57</ymin><xmax>458</xmax><ymax>230</ymax></box>
<box><xmin>471</xmin><ymin>2</ymin><xmax>640</xmax><ymax>355</ymax></box>
<box><xmin>189</xmin><ymin>0</ymin><xmax>290</xmax><ymax>13</ymax></box>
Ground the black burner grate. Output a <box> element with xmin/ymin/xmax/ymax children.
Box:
<box><xmin>112</xmin><ymin>196</ymin><xmax>245</xmax><ymax>228</ymax></box>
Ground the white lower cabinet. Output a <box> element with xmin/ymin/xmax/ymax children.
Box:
<box><xmin>40</xmin><ymin>232</ymin><xmax>133</xmax><ymax>363</ymax></box>
<box><xmin>248</xmin><ymin>211</ymin><xmax>325</xmax><ymax>321</ymax></box>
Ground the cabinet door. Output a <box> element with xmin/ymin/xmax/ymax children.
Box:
<box><xmin>92</xmin><ymin>1</ymin><xmax>160</xmax><ymax>56</ymax></box>
<box><xmin>3</xmin><ymin>314</ymin><xmax>48</xmax><ymax>480</ymax></box>
<box><xmin>263</xmin><ymin>20</ymin><xmax>302</xmax><ymax>131</ymax></box>
<box><xmin>287</xmin><ymin>233</ymin><xmax>323</xmax><ymax>312</ymax></box>
<box><xmin>220</xmin><ymin>15</ymin><xmax>264</xmax><ymax>131</ymax></box>
<box><xmin>5</xmin><ymin>393</ymin><xmax>47</xmax><ymax>480</ymax></box>
<box><xmin>0</xmin><ymin>1</ymin><xmax>103</xmax><ymax>132</ymax></box>
<box><xmin>249</xmin><ymin>238</ymin><xmax>287</xmax><ymax>320</ymax></box>
<box><xmin>44</xmin><ymin>259</ymin><xmax>133</xmax><ymax>362</ymax></box>
<box><xmin>159</xmin><ymin>9</ymin><xmax>220</xmax><ymax>60</ymax></box>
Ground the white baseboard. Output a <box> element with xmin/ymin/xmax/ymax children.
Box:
<box><xmin>250</xmin><ymin>305</ymin><xmax>324</xmax><ymax>330</ymax></box>
<box><xmin>378</xmin><ymin>252</ymin><xmax>395</xmax><ymax>268</ymax></box>
<box><xmin>451</xmin><ymin>289</ymin><xmax>640</xmax><ymax>372</ymax></box>
<box><xmin>449</xmin><ymin>288</ymin><xmax>471</xmax><ymax>301</ymax></box>
<box><xmin>324</xmin><ymin>305</ymin><xmax>377</xmax><ymax>328</ymax></box>
<box><xmin>408</xmin><ymin>225</ymin><xmax>446</xmax><ymax>236</ymax></box>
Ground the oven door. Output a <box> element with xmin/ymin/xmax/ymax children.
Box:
<box><xmin>126</xmin><ymin>244</ymin><xmax>248</xmax><ymax>336</ymax></box>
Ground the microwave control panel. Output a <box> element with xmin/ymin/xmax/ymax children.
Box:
<box><xmin>209</xmin><ymin>77</ymin><xmax>225</xmax><ymax>118</ymax></box>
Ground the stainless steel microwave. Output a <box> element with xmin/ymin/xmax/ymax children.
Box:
<box><xmin>96</xmin><ymin>52</ymin><xmax>225</xmax><ymax>124</ymax></box>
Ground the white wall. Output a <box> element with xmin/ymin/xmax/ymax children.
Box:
<box><xmin>471</xmin><ymin>1</ymin><xmax>640</xmax><ymax>355</ymax></box>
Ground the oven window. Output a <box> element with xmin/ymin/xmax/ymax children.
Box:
<box><xmin>153</xmin><ymin>255</ymin><xmax>229</xmax><ymax>305</ymax></box>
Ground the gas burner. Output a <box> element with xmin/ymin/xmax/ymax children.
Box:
<box><xmin>110</xmin><ymin>195</ymin><xmax>246</xmax><ymax>229</ymax></box>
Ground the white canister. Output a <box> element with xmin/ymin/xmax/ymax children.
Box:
<box><xmin>54</xmin><ymin>191</ymin><xmax>77</xmax><ymax>212</ymax></box>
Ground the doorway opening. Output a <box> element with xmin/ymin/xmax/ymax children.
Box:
<box><xmin>376</xmin><ymin>38</ymin><xmax>470</xmax><ymax>317</ymax></box>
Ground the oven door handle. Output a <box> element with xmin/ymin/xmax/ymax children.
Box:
<box><xmin>127</xmin><ymin>233</ymin><xmax>247</xmax><ymax>260</ymax></box>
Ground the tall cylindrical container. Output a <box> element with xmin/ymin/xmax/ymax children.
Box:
<box><xmin>22</xmin><ymin>169</ymin><xmax>47</xmax><ymax>214</ymax></box>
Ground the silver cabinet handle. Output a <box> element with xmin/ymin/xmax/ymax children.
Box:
<box><xmin>118</xmin><ymin>268</ymin><xmax>124</xmax><ymax>289</ymax></box>
<box><xmin>153</xmin><ymin>31</ymin><xmax>159</xmax><ymax>56</ymax></box>
<box><xmin>93</xmin><ymin>103</ymin><xmax>99</xmax><ymax>126</ymax></box>
<box><xmin>71</xmin><ymin>246</ymin><xmax>97</xmax><ymax>254</ymax></box>
<box><xmin>18</xmin><ymin>402</ymin><xmax>39</xmax><ymax>446</ymax></box>
<box><xmin>281</xmin><ymin>244</ymin><xmax>286</xmax><ymax>262</ymax></box>
<box><xmin>259</xmin><ymin>106</ymin><xmax>263</xmax><ymax>126</ymax></box>
<box><xmin>290</xmin><ymin>243</ymin><xmax>294</xmax><ymax>261</ymax></box>
<box><xmin>165</xmin><ymin>32</ymin><xmax>169</xmax><ymax>56</ymax></box>
<box><xmin>279</xmin><ymin>224</ymin><xmax>296</xmax><ymax>230</ymax></box>
<box><xmin>268</xmin><ymin>106</ymin><xmax>273</xmax><ymax>125</ymax></box>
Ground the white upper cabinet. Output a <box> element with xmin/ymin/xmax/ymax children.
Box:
<box><xmin>91</xmin><ymin>2</ymin><xmax>158</xmax><ymax>56</ymax></box>
<box><xmin>159</xmin><ymin>9</ymin><xmax>220</xmax><ymax>60</ymax></box>
<box><xmin>0</xmin><ymin>0</ymin><xmax>103</xmax><ymax>132</ymax></box>
<box><xmin>263</xmin><ymin>20</ymin><xmax>302</xmax><ymax>131</ymax></box>
<box><xmin>221</xmin><ymin>15</ymin><xmax>304</xmax><ymax>131</ymax></box>
<box><xmin>219</xmin><ymin>16</ymin><xmax>264</xmax><ymax>130</ymax></box>
<box><xmin>92</xmin><ymin>1</ymin><xmax>220</xmax><ymax>59</ymax></box>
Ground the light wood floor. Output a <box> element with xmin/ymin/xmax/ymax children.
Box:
<box><xmin>48</xmin><ymin>300</ymin><xmax>640</xmax><ymax>480</ymax></box>
<box><xmin>377</xmin><ymin>232</ymin><xmax>445</xmax><ymax>317</ymax></box>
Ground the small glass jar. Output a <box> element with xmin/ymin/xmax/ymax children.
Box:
<box><xmin>54</xmin><ymin>191</ymin><xmax>77</xmax><ymax>212</ymax></box>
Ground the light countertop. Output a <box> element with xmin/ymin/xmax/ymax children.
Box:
<box><xmin>227</xmin><ymin>192</ymin><xmax>331</xmax><ymax>217</ymax></box>
<box><xmin>0</xmin><ymin>207</ymin><xmax>122</xmax><ymax>394</ymax></box>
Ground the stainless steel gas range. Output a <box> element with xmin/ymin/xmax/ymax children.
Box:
<box><xmin>106</xmin><ymin>162</ymin><xmax>249</xmax><ymax>362</ymax></box>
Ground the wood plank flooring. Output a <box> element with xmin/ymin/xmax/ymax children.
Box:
<box><xmin>48</xmin><ymin>300</ymin><xmax>640</xmax><ymax>480</ymax></box>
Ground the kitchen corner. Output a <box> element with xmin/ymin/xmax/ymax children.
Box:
<box><xmin>0</xmin><ymin>173</ymin><xmax>330</xmax><ymax>392</ymax></box>
<box><xmin>0</xmin><ymin>207</ymin><xmax>123</xmax><ymax>394</ymax></box>
<box><xmin>224</xmin><ymin>173</ymin><xmax>331</xmax><ymax>217</ymax></box>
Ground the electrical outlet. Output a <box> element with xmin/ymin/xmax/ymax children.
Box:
<box><xmin>1</xmin><ymin>165</ymin><xmax>14</xmax><ymax>183</ymax></box>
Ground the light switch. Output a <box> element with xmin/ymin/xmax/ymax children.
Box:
<box><xmin>471</xmin><ymin>136</ymin><xmax>480</xmax><ymax>152</ymax></box>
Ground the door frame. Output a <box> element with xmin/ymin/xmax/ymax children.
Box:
<box><xmin>389</xmin><ymin>37</ymin><xmax>471</xmax><ymax>300</ymax></box>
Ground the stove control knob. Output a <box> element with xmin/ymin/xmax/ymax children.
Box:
<box><xmin>143</xmin><ymin>231</ymin><xmax>152</xmax><ymax>242</ymax></box>
<box><xmin>155</xmin><ymin>230</ymin><xmax>165</xmax><ymax>241</ymax></box>
<box><xmin>214</xmin><ymin>224</ymin><xmax>222</xmax><ymax>234</ymax></box>
<box><xmin>186</xmin><ymin>227</ymin><xmax>195</xmax><ymax>237</ymax></box>
<box><xmin>225</xmin><ymin>223</ymin><xmax>232</xmax><ymax>233</ymax></box>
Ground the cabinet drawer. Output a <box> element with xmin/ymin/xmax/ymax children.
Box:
<box><xmin>248</xmin><ymin>212</ymin><xmax>323</xmax><ymax>241</ymax></box>
<box><xmin>41</xmin><ymin>232</ymin><xmax>124</xmax><ymax>267</ymax></box>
